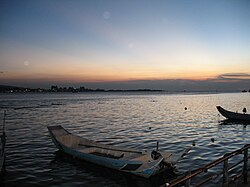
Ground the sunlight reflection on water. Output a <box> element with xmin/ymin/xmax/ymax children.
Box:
<box><xmin>0</xmin><ymin>92</ymin><xmax>249</xmax><ymax>186</ymax></box>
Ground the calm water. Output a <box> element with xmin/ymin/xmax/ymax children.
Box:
<box><xmin>0</xmin><ymin>92</ymin><xmax>250</xmax><ymax>187</ymax></box>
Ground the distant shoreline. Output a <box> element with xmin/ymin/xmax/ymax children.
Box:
<box><xmin>0</xmin><ymin>85</ymin><xmax>164</xmax><ymax>93</ymax></box>
<box><xmin>0</xmin><ymin>85</ymin><xmax>247</xmax><ymax>94</ymax></box>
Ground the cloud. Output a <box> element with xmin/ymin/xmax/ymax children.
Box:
<box><xmin>78</xmin><ymin>77</ymin><xmax>249</xmax><ymax>92</ymax></box>
<box><xmin>1</xmin><ymin>72</ymin><xmax>249</xmax><ymax>91</ymax></box>
<box><xmin>218</xmin><ymin>73</ymin><xmax>250</xmax><ymax>80</ymax></box>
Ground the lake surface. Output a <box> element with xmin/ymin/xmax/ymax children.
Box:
<box><xmin>0</xmin><ymin>92</ymin><xmax>249</xmax><ymax>187</ymax></box>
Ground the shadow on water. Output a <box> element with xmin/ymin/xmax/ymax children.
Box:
<box><xmin>51</xmin><ymin>151</ymin><xmax>176</xmax><ymax>187</ymax></box>
<box><xmin>218</xmin><ymin>119</ymin><xmax>249</xmax><ymax>127</ymax></box>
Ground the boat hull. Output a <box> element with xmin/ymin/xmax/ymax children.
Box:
<box><xmin>216</xmin><ymin>106</ymin><xmax>250</xmax><ymax>121</ymax></box>
<box><xmin>48</xmin><ymin>125</ymin><xmax>170</xmax><ymax>178</ymax></box>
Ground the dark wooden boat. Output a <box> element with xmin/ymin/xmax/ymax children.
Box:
<box><xmin>48</xmin><ymin>125</ymin><xmax>191</xmax><ymax>178</ymax></box>
<box><xmin>216</xmin><ymin>106</ymin><xmax>250</xmax><ymax>121</ymax></box>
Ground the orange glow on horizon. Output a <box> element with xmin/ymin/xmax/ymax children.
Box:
<box><xmin>1</xmin><ymin>39</ymin><xmax>248</xmax><ymax>84</ymax></box>
<box><xmin>1</xmin><ymin>69</ymin><xmax>221</xmax><ymax>83</ymax></box>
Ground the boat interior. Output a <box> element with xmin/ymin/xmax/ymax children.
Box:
<box><xmin>49</xmin><ymin>125</ymin><xmax>180</xmax><ymax>168</ymax></box>
<box><xmin>51</xmin><ymin>126</ymin><xmax>153</xmax><ymax>162</ymax></box>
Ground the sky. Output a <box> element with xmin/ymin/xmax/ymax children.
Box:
<box><xmin>0</xmin><ymin>0</ymin><xmax>250</xmax><ymax>91</ymax></box>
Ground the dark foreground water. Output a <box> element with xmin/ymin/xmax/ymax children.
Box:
<box><xmin>0</xmin><ymin>92</ymin><xmax>249</xmax><ymax>187</ymax></box>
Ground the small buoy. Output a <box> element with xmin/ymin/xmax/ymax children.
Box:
<box><xmin>211</xmin><ymin>138</ymin><xmax>215</xmax><ymax>142</ymax></box>
<box><xmin>192</xmin><ymin>142</ymin><xmax>196</xmax><ymax>146</ymax></box>
<box><xmin>185</xmin><ymin>107</ymin><xmax>187</xmax><ymax>110</ymax></box>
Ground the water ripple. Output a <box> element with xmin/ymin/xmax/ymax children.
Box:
<box><xmin>0</xmin><ymin>92</ymin><xmax>249</xmax><ymax>187</ymax></box>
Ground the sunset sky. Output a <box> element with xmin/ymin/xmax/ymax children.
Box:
<box><xmin>1</xmin><ymin>0</ymin><xmax>250</xmax><ymax>90</ymax></box>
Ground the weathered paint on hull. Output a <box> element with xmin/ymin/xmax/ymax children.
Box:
<box><xmin>48</xmin><ymin>129</ymin><xmax>162</xmax><ymax>178</ymax></box>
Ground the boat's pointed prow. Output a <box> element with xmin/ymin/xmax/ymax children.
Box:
<box><xmin>216</xmin><ymin>105</ymin><xmax>222</xmax><ymax>111</ymax></box>
<box><xmin>47</xmin><ymin>125</ymin><xmax>190</xmax><ymax>178</ymax></box>
<box><xmin>216</xmin><ymin>106</ymin><xmax>250</xmax><ymax>121</ymax></box>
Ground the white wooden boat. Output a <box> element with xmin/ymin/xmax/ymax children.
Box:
<box><xmin>48</xmin><ymin>125</ymin><xmax>191</xmax><ymax>178</ymax></box>
<box><xmin>216</xmin><ymin>106</ymin><xmax>250</xmax><ymax>121</ymax></box>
